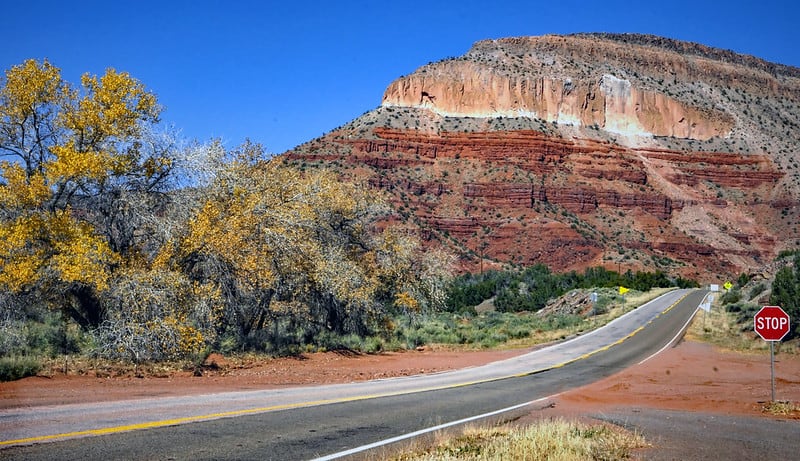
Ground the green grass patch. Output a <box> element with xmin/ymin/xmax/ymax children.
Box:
<box><xmin>395</xmin><ymin>312</ymin><xmax>579</xmax><ymax>349</ymax></box>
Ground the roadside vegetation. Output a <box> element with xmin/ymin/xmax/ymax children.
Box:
<box><xmin>4</xmin><ymin>57</ymin><xmax>787</xmax><ymax>387</ymax></box>
<box><xmin>0</xmin><ymin>59</ymin><xmax>701</xmax><ymax>382</ymax></box>
<box><xmin>686</xmin><ymin>250</ymin><xmax>800</xmax><ymax>354</ymax></box>
<box><xmin>382</xmin><ymin>419</ymin><xmax>647</xmax><ymax>461</ymax></box>
<box><xmin>0</xmin><ymin>59</ymin><xmax>453</xmax><ymax>380</ymax></box>
<box><xmin>384</xmin><ymin>255</ymin><xmax>800</xmax><ymax>461</ymax></box>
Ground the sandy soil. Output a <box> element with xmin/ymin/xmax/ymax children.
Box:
<box><xmin>0</xmin><ymin>347</ymin><xmax>525</xmax><ymax>409</ymax></box>
<box><xmin>2</xmin><ymin>340</ymin><xmax>799</xmax><ymax>458</ymax></box>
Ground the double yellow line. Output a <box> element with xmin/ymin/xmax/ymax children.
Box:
<box><xmin>1</xmin><ymin>290</ymin><xmax>693</xmax><ymax>448</ymax></box>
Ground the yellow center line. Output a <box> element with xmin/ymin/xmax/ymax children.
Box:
<box><xmin>1</xmin><ymin>291</ymin><xmax>692</xmax><ymax>447</ymax></box>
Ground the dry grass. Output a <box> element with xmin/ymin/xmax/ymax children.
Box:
<box><xmin>685</xmin><ymin>299</ymin><xmax>799</xmax><ymax>355</ymax></box>
<box><xmin>37</xmin><ymin>355</ymin><xmax>195</xmax><ymax>379</ymax></box>
<box><xmin>762</xmin><ymin>400</ymin><xmax>800</xmax><ymax>417</ymax></box>
<box><xmin>383</xmin><ymin>419</ymin><xmax>647</xmax><ymax>461</ymax></box>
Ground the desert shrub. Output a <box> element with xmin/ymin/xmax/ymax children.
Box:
<box><xmin>0</xmin><ymin>309</ymin><xmax>90</xmax><ymax>359</ymax></box>
<box><xmin>447</xmin><ymin>265</ymin><xmax>691</xmax><ymax>314</ymax></box>
<box><xmin>0</xmin><ymin>318</ymin><xmax>27</xmax><ymax>357</ymax></box>
<box><xmin>395</xmin><ymin>310</ymin><xmax>586</xmax><ymax>349</ymax></box>
<box><xmin>93</xmin><ymin>268</ymin><xmax>221</xmax><ymax>363</ymax></box>
<box><xmin>401</xmin><ymin>328</ymin><xmax>427</xmax><ymax>349</ymax></box>
<box><xmin>544</xmin><ymin>314</ymin><xmax>583</xmax><ymax>330</ymax></box>
<box><xmin>725</xmin><ymin>302</ymin><xmax>746</xmax><ymax>313</ymax></box>
<box><xmin>361</xmin><ymin>336</ymin><xmax>388</xmax><ymax>354</ymax></box>
<box><xmin>398</xmin><ymin>316</ymin><xmax>462</xmax><ymax>347</ymax></box>
<box><xmin>314</xmin><ymin>332</ymin><xmax>366</xmax><ymax>352</ymax></box>
<box><xmin>720</xmin><ymin>288</ymin><xmax>742</xmax><ymax>305</ymax></box>
<box><xmin>737</xmin><ymin>272</ymin><xmax>753</xmax><ymax>287</ymax></box>
<box><xmin>0</xmin><ymin>356</ymin><xmax>42</xmax><ymax>382</ymax></box>
<box><xmin>503</xmin><ymin>323</ymin><xmax>532</xmax><ymax>340</ymax></box>
<box><xmin>749</xmin><ymin>282</ymin><xmax>766</xmax><ymax>299</ymax></box>
<box><xmin>445</xmin><ymin>270</ymin><xmax>506</xmax><ymax>313</ymax></box>
<box><xmin>769</xmin><ymin>254</ymin><xmax>800</xmax><ymax>339</ymax></box>
<box><xmin>592</xmin><ymin>295</ymin><xmax>614</xmax><ymax>315</ymax></box>
<box><xmin>725</xmin><ymin>302</ymin><xmax>760</xmax><ymax>326</ymax></box>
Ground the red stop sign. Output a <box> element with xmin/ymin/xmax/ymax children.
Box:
<box><xmin>754</xmin><ymin>306</ymin><xmax>791</xmax><ymax>341</ymax></box>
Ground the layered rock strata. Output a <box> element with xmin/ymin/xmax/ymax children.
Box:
<box><xmin>286</xmin><ymin>34</ymin><xmax>800</xmax><ymax>281</ymax></box>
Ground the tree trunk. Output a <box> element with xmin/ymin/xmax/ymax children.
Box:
<box><xmin>65</xmin><ymin>284</ymin><xmax>104</xmax><ymax>329</ymax></box>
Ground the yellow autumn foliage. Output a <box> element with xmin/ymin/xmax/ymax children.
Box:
<box><xmin>0</xmin><ymin>162</ymin><xmax>50</xmax><ymax>208</ymax></box>
<box><xmin>65</xmin><ymin>69</ymin><xmax>160</xmax><ymax>140</ymax></box>
<box><xmin>394</xmin><ymin>291</ymin><xmax>420</xmax><ymax>312</ymax></box>
<box><xmin>96</xmin><ymin>266</ymin><xmax>223</xmax><ymax>362</ymax></box>
<box><xmin>175</xmin><ymin>149</ymin><xmax>396</xmax><ymax>336</ymax></box>
<box><xmin>0</xmin><ymin>59</ymin><xmax>162</xmax><ymax>300</ymax></box>
<box><xmin>46</xmin><ymin>143</ymin><xmax>116</xmax><ymax>182</ymax></box>
<box><xmin>0</xmin><ymin>59</ymin><xmax>65</xmax><ymax>121</ymax></box>
<box><xmin>1</xmin><ymin>59</ymin><xmax>457</xmax><ymax>359</ymax></box>
<box><xmin>48</xmin><ymin>210</ymin><xmax>118</xmax><ymax>290</ymax></box>
<box><xmin>0</xmin><ymin>209</ymin><xmax>117</xmax><ymax>292</ymax></box>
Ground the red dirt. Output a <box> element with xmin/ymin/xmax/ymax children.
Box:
<box><xmin>0</xmin><ymin>347</ymin><xmax>524</xmax><ymax>409</ymax></box>
<box><xmin>3</xmin><ymin>339</ymin><xmax>799</xmax><ymax>461</ymax></box>
<box><xmin>546</xmin><ymin>340</ymin><xmax>800</xmax><ymax>419</ymax></box>
<box><xmin>2</xmin><ymin>340</ymin><xmax>798</xmax><ymax>420</ymax></box>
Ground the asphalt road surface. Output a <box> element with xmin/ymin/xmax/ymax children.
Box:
<box><xmin>1</xmin><ymin>288</ymin><xmax>706</xmax><ymax>460</ymax></box>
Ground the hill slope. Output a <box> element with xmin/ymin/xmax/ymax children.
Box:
<box><xmin>285</xmin><ymin>33</ymin><xmax>800</xmax><ymax>282</ymax></box>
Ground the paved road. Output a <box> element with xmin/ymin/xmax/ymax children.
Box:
<box><xmin>1</xmin><ymin>289</ymin><xmax>705</xmax><ymax>460</ymax></box>
<box><xmin>595</xmin><ymin>408</ymin><xmax>799</xmax><ymax>461</ymax></box>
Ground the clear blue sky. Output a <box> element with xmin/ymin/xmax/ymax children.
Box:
<box><xmin>5</xmin><ymin>1</ymin><xmax>798</xmax><ymax>154</ymax></box>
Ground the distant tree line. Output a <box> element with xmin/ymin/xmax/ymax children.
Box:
<box><xmin>446</xmin><ymin>264</ymin><xmax>698</xmax><ymax>314</ymax></box>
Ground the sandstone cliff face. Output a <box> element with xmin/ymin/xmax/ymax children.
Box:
<box><xmin>286</xmin><ymin>34</ymin><xmax>800</xmax><ymax>282</ymax></box>
<box><xmin>382</xmin><ymin>66</ymin><xmax>733</xmax><ymax>141</ymax></box>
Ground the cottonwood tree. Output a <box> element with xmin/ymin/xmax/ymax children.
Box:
<box><xmin>0</xmin><ymin>59</ymin><xmax>456</xmax><ymax>360</ymax></box>
<box><xmin>0</xmin><ymin>59</ymin><xmax>171</xmax><ymax>328</ymax></box>
<box><xmin>171</xmin><ymin>143</ymin><xmax>454</xmax><ymax>348</ymax></box>
<box><xmin>94</xmin><ymin>266</ymin><xmax>222</xmax><ymax>362</ymax></box>
<box><xmin>172</xmin><ymin>143</ymin><xmax>384</xmax><ymax>341</ymax></box>
<box><xmin>374</xmin><ymin>226</ymin><xmax>454</xmax><ymax>318</ymax></box>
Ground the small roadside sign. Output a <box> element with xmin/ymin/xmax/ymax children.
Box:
<box><xmin>723</xmin><ymin>281</ymin><xmax>733</xmax><ymax>290</ymax></box>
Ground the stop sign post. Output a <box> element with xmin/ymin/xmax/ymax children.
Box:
<box><xmin>753</xmin><ymin>306</ymin><xmax>791</xmax><ymax>402</ymax></box>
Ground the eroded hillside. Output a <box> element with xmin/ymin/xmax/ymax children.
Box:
<box><xmin>285</xmin><ymin>33</ymin><xmax>800</xmax><ymax>282</ymax></box>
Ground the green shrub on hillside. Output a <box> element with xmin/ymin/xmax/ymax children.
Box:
<box><xmin>394</xmin><ymin>311</ymin><xmax>583</xmax><ymax>349</ymax></box>
<box><xmin>770</xmin><ymin>253</ymin><xmax>800</xmax><ymax>339</ymax></box>
<box><xmin>445</xmin><ymin>265</ymin><xmax>694</xmax><ymax>314</ymax></box>
<box><xmin>720</xmin><ymin>288</ymin><xmax>742</xmax><ymax>305</ymax></box>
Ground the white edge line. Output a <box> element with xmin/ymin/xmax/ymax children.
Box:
<box><xmin>2</xmin><ymin>290</ymin><xmax>698</xmax><ymax>449</ymax></box>
<box><xmin>310</xmin><ymin>396</ymin><xmax>557</xmax><ymax>461</ymax></box>
<box><xmin>316</xmin><ymin>290</ymin><xmax>702</xmax><ymax>460</ymax></box>
<box><xmin>637</xmin><ymin>303</ymin><xmax>702</xmax><ymax>366</ymax></box>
